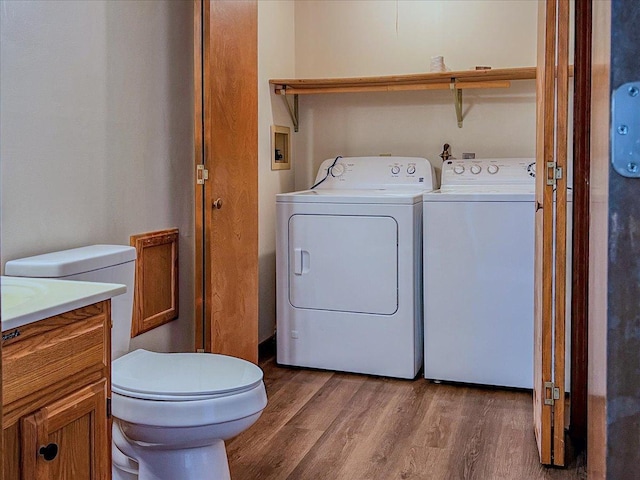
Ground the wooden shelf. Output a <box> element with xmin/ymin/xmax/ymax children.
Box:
<box><xmin>270</xmin><ymin>66</ymin><xmax>536</xmax><ymax>129</ymax></box>
<box><xmin>270</xmin><ymin>67</ymin><xmax>536</xmax><ymax>94</ymax></box>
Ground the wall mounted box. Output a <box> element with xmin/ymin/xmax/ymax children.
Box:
<box><xmin>130</xmin><ymin>228</ymin><xmax>179</xmax><ymax>337</ymax></box>
<box><xmin>271</xmin><ymin>125</ymin><xmax>291</xmax><ymax>170</ymax></box>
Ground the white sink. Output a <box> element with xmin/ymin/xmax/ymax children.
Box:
<box><xmin>2</xmin><ymin>278</ymin><xmax>48</xmax><ymax>310</ymax></box>
<box><xmin>1</xmin><ymin>276</ymin><xmax>126</xmax><ymax>331</ymax></box>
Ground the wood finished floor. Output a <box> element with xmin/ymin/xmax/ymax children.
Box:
<box><xmin>227</xmin><ymin>357</ymin><xmax>586</xmax><ymax>480</ymax></box>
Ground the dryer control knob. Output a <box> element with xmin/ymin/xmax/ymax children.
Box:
<box><xmin>453</xmin><ymin>165</ymin><xmax>465</xmax><ymax>174</ymax></box>
<box><xmin>330</xmin><ymin>163</ymin><xmax>345</xmax><ymax>177</ymax></box>
<box><xmin>487</xmin><ymin>164</ymin><xmax>499</xmax><ymax>175</ymax></box>
<box><xmin>407</xmin><ymin>165</ymin><xmax>416</xmax><ymax>175</ymax></box>
<box><xmin>391</xmin><ymin>165</ymin><xmax>401</xmax><ymax>175</ymax></box>
<box><xmin>470</xmin><ymin>165</ymin><xmax>482</xmax><ymax>174</ymax></box>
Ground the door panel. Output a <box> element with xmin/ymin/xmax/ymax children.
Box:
<box><xmin>552</xmin><ymin>0</ymin><xmax>570</xmax><ymax>462</ymax></box>
<box><xmin>196</xmin><ymin>0</ymin><xmax>258</xmax><ymax>362</ymax></box>
<box><xmin>534</xmin><ymin>0</ymin><xmax>556</xmax><ymax>464</ymax></box>
<box><xmin>20</xmin><ymin>380</ymin><xmax>109</xmax><ymax>480</ymax></box>
<box><xmin>288</xmin><ymin>215</ymin><xmax>398</xmax><ymax>314</ymax></box>
<box><xmin>534</xmin><ymin>0</ymin><xmax>570</xmax><ymax>466</ymax></box>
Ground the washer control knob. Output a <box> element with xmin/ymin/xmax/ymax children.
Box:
<box><xmin>453</xmin><ymin>165</ymin><xmax>465</xmax><ymax>174</ymax></box>
<box><xmin>391</xmin><ymin>165</ymin><xmax>401</xmax><ymax>175</ymax></box>
<box><xmin>330</xmin><ymin>163</ymin><xmax>345</xmax><ymax>177</ymax></box>
<box><xmin>470</xmin><ymin>164</ymin><xmax>482</xmax><ymax>175</ymax></box>
<box><xmin>407</xmin><ymin>165</ymin><xmax>416</xmax><ymax>175</ymax></box>
<box><xmin>487</xmin><ymin>164</ymin><xmax>499</xmax><ymax>175</ymax></box>
<box><xmin>527</xmin><ymin>162</ymin><xmax>536</xmax><ymax>177</ymax></box>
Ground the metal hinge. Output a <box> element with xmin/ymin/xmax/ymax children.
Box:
<box><xmin>544</xmin><ymin>381</ymin><xmax>560</xmax><ymax>406</ymax></box>
<box><xmin>546</xmin><ymin>162</ymin><xmax>563</xmax><ymax>186</ymax></box>
<box><xmin>612</xmin><ymin>82</ymin><xmax>640</xmax><ymax>178</ymax></box>
<box><xmin>107</xmin><ymin>398</ymin><xmax>112</xmax><ymax>418</ymax></box>
<box><xmin>196</xmin><ymin>164</ymin><xmax>209</xmax><ymax>185</ymax></box>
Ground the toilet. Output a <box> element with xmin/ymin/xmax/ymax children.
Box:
<box><xmin>4</xmin><ymin>245</ymin><xmax>268</xmax><ymax>480</ymax></box>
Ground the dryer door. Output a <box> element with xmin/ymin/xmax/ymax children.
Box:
<box><xmin>288</xmin><ymin>214</ymin><xmax>398</xmax><ymax>315</ymax></box>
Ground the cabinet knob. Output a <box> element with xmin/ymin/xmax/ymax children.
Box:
<box><xmin>213</xmin><ymin>198</ymin><xmax>223</xmax><ymax>209</ymax></box>
<box><xmin>39</xmin><ymin>443</ymin><xmax>59</xmax><ymax>461</ymax></box>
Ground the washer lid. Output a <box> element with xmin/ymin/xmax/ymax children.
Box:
<box><xmin>112</xmin><ymin>350</ymin><xmax>263</xmax><ymax>399</ymax></box>
<box><xmin>423</xmin><ymin>190</ymin><xmax>536</xmax><ymax>202</ymax></box>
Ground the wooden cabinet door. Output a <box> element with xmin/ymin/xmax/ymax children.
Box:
<box><xmin>533</xmin><ymin>0</ymin><xmax>570</xmax><ymax>466</ymax></box>
<box><xmin>194</xmin><ymin>0</ymin><xmax>259</xmax><ymax>363</ymax></box>
<box><xmin>20</xmin><ymin>380</ymin><xmax>109</xmax><ymax>480</ymax></box>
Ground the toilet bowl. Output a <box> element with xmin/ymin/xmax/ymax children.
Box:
<box><xmin>4</xmin><ymin>245</ymin><xmax>268</xmax><ymax>480</ymax></box>
<box><xmin>112</xmin><ymin>350</ymin><xmax>267</xmax><ymax>480</ymax></box>
<box><xmin>112</xmin><ymin>444</ymin><xmax>138</xmax><ymax>480</ymax></box>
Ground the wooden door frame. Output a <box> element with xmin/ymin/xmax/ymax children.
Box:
<box><xmin>194</xmin><ymin>0</ymin><xmax>207</xmax><ymax>351</ymax></box>
<box><xmin>589</xmin><ymin>1</ymin><xmax>640</xmax><ymax>476</ymax></box>
<box><xmin>569</xmin><ymin>0</ymin><xmax>592</xmax><ymax>447</ymax></box>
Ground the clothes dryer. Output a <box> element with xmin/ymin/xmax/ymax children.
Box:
<box><xmin>276</xmin><ymin>156</ymin><xmax>436</xmax><ymax>379</ymax></box>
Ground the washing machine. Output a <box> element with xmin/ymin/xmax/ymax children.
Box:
<box><xmin>423</xmin><ymin>158</ymin><xmax>572</xmax><ymax>389</ymax></box>
<box><xmin>276</xmin><ymin>156</ymin><xmax>436</xmax><ymax>379</ymax></box>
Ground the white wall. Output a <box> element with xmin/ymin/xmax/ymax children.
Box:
<box><xmin>256</xmin><ymin>0</ymin><xmax>538</xmax><ymax>342</ymax></box>
<box><xmin>293</xmin><ymin>0</ymin><xmax>538</xmax><ymax>188</ymax></box>
<box><xmin>295</xmin><ymin>0</ymin><xmax>537</xmax><ymax>77</ymax></box>
<box><xmin>0</xmin><ymin>0</ymin><xmax>194</xmax><ymax>353</ymax></box>
<box><xmin>258</xmin><ymin>1</ymin><xmax>296</xmax><ymax>343</ymax></box>
<box><xmin>0</xmin><ymin>0</ymin><xmax>538</xmax><ymax>352</ymax></box>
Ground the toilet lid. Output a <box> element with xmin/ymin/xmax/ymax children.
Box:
<box><xmin>112</xmin><ymin>350</ymin><xmax>264</xmax><ymax>401</ymax></box>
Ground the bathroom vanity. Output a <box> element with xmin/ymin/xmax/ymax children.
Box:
<box><xmin>1</xmin><ymin>277</ymin><xmax>125</xmax><ymax>480</ymax></box>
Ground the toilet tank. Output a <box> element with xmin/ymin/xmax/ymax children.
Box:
<box><xmin>5</xmin><ymin>245</ymin><xmax>136</xmax><ymax>359</ymax></box>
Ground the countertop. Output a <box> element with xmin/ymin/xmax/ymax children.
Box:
<box><xmin>2</xmin><ymin>276</ymin><xmax>126</xmax><ymax>332</ymax></box>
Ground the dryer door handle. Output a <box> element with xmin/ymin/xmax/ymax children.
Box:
<box><xmin>293</xmin><ymin>248</ymin><xmax>310</xmax><ymax>275</ymax></box>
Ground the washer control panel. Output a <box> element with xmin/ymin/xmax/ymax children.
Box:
<box><xmin>314</xmin><ymin>156</ymin><xmax>437</xmax><ymax>191</ymax></box>
<box><xmin>441</xmin><ymin>158</ymin><xmax>536</xmax><ymax>192</ymax></box>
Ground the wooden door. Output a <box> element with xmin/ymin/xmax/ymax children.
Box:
<box><xmin>533</xmin><ymin>0</ymin><xmax>570</xmax><ymax>466</ymax></box>
<box><xmin>20</xmin><ymin>380</ymin><xmax>109</xmax><ymax>480</ymax></box>
<box><xmin>194</xmin><ymin>0</ymin><xmax>259</xmax><ymax>363</ymax></box>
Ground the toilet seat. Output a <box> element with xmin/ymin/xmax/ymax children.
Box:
<box><xmin>112</xmin><ymin>381</ymin><xmax>267</xmax><ymax>429</ymax></box>
<box><xmin>112</xmin><ymin>349</ymin><xmax>263</xmax><ymax>401</ymax></box>
<box><xmin>111</xmin><ymin>350</ymin><xmax>268</xmax><ymax>429</ymax></box>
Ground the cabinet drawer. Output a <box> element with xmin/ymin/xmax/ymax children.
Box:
<box><xmin>3</xmin><ymin>304</ymin><xmax>109</xmax><ymax>407</ymax></box>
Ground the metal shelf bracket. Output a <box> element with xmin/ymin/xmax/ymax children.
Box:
<box><xmin>451</xmin><ymin>81</ymin><xmax>463</xmax><ymax>128</ymax></box>
<box><xmin>279</xmin><ymin>89</ymin><xmax>299</xmax><ymax>132</ymax></box>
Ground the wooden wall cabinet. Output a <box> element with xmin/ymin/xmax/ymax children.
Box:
<box><xmin>2</xmin><ymin>301</ymin><xmax>112</xmax><ymax>480</ymax></box>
